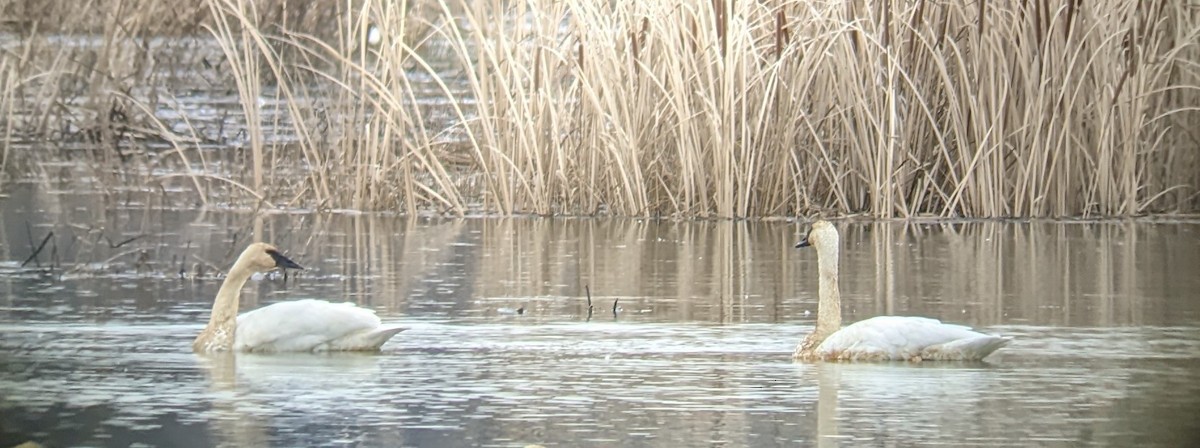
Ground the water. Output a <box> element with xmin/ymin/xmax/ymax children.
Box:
<box><xmin>1</xmin><ymin>184</ymin><xmax>1199</xmax><ymax>447</ymax></box>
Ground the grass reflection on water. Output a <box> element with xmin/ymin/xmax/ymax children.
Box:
<box><xmin>1</xmin><ymin>199</ymin><xmax>1199</xmax><ymax>446</ymax></box>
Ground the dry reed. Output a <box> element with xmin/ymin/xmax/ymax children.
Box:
<box><xmin>1</xmin><ymin>0</ymin><xmax>1197</xmax><ymax>218</ymax></box>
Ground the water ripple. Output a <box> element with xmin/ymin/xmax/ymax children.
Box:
<box><xmin>2</xmin><ymin>322</ymin><xmax>1198</xmax><ymax>447</ymax></box>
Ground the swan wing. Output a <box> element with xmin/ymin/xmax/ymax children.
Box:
<box><xmin>234</xmin><ymin>299</ymin><xmax>389</xmax><ymax>352</ymax></box>
<box><xmin>816</xmin><ymin>316</ymin><xmax>1010</xmax><ymax>361</ymax></box>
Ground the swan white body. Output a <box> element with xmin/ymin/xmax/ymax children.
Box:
<box><xmin>811</xmin><ymin>316</ymin><xmax>1012</xmax><ymax>361</ymax></box>
<box><xmin>193</xmin><ymin>243</ymin><xmax>405</xmax><ymax>353</ymax></box>
<box><xmin>793</xmin><ymin>221</ymin><xmax>1010</xmax><ymax>362</ymax></box>
<box><xmin>235</xmin><ymin>299</ymin><xmax>406</xmax><ymax>352</ymax></box>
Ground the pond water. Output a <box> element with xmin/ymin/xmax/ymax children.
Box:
<box><xmin>1</xmin><ymin>183</ymin><xmax>1199</xmax><ymax>447</ymax></box>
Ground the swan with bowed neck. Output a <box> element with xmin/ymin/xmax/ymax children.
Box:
<box><xmin>792</xmin><ymin>221</ymin><xmax>1011</xmax><ymax>362</ymax></box>
<box><xmin>192</xmin><ymin>243</ymin><xmax>405</xmax><ymax>353</ymax></box>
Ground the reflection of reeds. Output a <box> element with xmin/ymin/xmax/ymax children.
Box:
<box><xmin>2</xmin><ymin>187</ymin><xmax>1195</xmax><ymax>328</ymax></box>
<box><xmin>1</xmin><ymin>56</ymin><xmax>13</xmax><ymax>176</ymax></box>
<box><xmin>837</xmin><ymin>220</ymin><xmax>1189</xmax><ymax>327</ymax></box>
<box><xmin>3</xmin><ymin>1</ymin><xmax>1199</xmax><ymax>218</ymax></box>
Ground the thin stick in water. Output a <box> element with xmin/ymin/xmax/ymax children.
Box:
<box><xmin>21</xmin><ymin>230</ymin><xmax>53</xmax><ymax>268</ymax></box>
<box><xmin>586</xmin><ymin>285</ymin><xmax>593</xmax><ymax>320</ymax></box>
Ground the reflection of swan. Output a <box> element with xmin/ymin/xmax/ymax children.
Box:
<box><xmin>196</xmin><ymin>352</ymin><xmax>386</xmax><ymax>447</ymax></box>
<box><xmin>793</xmin><ymin>221</ymin><xmax>1010</xmax><ymax>361</ymax></box>
<box><xmin>803</xmin><ymin>360</ymin><xmax>1002</xmax><ymax>446</ymax></box>
<box><xmin>205</xmin><ymin>352</ymin><xmax>386</xmax><ymax>391</ymax></box>
<box><xmin>192</xmin><ymin>243</ymin><xmax>406</xmax><ymax>353</ymax></box>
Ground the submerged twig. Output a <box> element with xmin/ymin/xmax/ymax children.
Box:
<box><xmin>178</xmin><ymin>240</ymin><xmax>192</xmax><ymax>279</ymax></box>
<box><xmin>22</xmin><ymin>229</ymin><xmax>54</xmax><ymax>268</ymax></box>
<box><xmin>102</xmin><ymin>247</ymin><xmax>151</xmax><ymax>267</ymax></box>
<box><xmin>586</xmin><ymin>284</ymin><xmax>593</xmax><ymax>320</ymax></box>
<box><xmin>102</xmin><ymin>234</ymin><xmax>144</xmax><ymax>249</ymax></box>
<box><xmin>191</xmin><ymin>254</ymin><xmax>224</xmax><ymax>278</ymax></box>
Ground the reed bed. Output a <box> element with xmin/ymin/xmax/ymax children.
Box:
<box><xmin>1</xmin><ymin>0</ymin><xmax>1198</xmax><ymax>218</ymax></box>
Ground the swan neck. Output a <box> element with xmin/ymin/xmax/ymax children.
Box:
<box><xmin>813</xmin><ymin>243</ymin><xmax>842</xmax><ymax>343</ymax></box>
<box><xmin>195</xmin><ymin>258</ymin><xmax>255</xmax><ymax>351</ymax></box>
<box><xmin>211</xmin><ymin>266</ymin><xmax>252</xmax><ymax>324</ymax></box>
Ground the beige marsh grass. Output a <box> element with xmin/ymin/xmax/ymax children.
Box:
<box><xmin>1</xmin><ymin>0</ymin><xmax>1197</xmax><ymax>218</ymax></box>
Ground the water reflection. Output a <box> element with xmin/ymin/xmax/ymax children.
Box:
<box><xmin>197</xmin><ymin>352</ymin><xmax>389</xmax><ymax>447</ymax></box>
<box><xmin>5</xmin><ymin>321</ymin><xmax>1196</xmax><ymax>446</ymax></box>
<box><xmin>1</xmin><ymin>185</ymin><xmax>1199</xmax><ymax>446</ymax></box>
<box><xmin>197</xmin><ymin>354</ymin><xmax>265</xmax><ymax>448</ymax></box>
<box><xmin>3</xmin><ymin>209</ymin><xmax>1196</xmax><ymax>327</ymax></box>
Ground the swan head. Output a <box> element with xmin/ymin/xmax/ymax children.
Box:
<box><xmin>795</xmin><ymin>220</ymin><xmax>838</xmax><ymax>253</ymax></box>
<box><xmin>235</xmin><ymin>242</ymin><xmax>304</xmax><ymax>273</ymax></box>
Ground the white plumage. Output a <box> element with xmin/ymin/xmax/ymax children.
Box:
<box><xmin>235</xmin><ymin>299</ymin><xmax>406</xmax><ymax>352</ymax></box>
<box><xmin>193</xmin><ymin>243</ymin><xmax>405</xmax><ymax>353</ymax></box>
<box><xmin>812</xmin><ymin>316</ymin><xmax>1012</xmax><ymax>361</ymax></box>
<box><xmin>793</xmin><ymin>221</ymin><xmax>1010</xmax><ymax>362</ymax></box>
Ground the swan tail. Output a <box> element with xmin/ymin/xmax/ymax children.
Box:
<box><xmin>323</xmin><ymin>326</ymin><xmax>407</xmax><ymax>351</ymax></box>
<box><xmin>922</xmin><ymin>335</ymin><xmax>1012</xmax><ymax>361</ymax></box>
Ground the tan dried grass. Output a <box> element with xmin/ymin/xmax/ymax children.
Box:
<box><xmin>2</xmin><ymin>0</ymin><xmax>1198</xmax><ymax>218</ymax></box>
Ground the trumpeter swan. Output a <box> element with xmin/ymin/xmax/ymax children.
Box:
<box><xmin>192</xmin><ymin>242</ymin><xmax>405</xmax><ymax>353</ymax></box>
<box><xmin>793</xmin><ymin>221</ymin><xmax>1011</xmax><ymax>361</ymax></box>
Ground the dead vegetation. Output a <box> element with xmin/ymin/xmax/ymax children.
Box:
<box><xmin>1</xmin><ymin>0</ymin><xmax>1198</xmax><ymax>218</ymax></box>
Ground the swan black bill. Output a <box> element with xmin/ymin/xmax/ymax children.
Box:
<box><xmin>267</xmin><ymin>250</ymin><xmax>304</xmax><ymax>270</ymax></box>
<box><xmin>795</xmin><ymin>237</ymin><xmax>811</xmax><ymax>248</ymax></box>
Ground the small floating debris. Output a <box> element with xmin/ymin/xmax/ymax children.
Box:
<box><xmin>496</xmin><ymin>306</ymin><xmax>525</xmax><ymax>315</ymax></box>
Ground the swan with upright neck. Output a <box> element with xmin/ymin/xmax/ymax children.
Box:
<box><xmin>793</xmin><ymin>221</ymin><xmax>1011</xmax><ymax>362</ymax></box>
<box><xmin>193</xmin><ymin>242</ymin><xmax>405</xmax><ymax>353</ymax></box>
